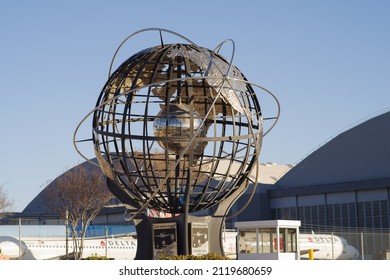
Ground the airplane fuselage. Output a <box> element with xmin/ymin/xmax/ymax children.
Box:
<box><xmin>0</xmin><ymin>235</ymin><xmax>136</xmax><ymax>260</ymax></box>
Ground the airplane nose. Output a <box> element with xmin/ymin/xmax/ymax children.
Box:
<box><xmin>355</xmin><ymin>250</ymin><xmax>360</xmax><ymax>259</ymax></box>
<box><xmin>351</xmin><ymin>246</ymin><xmax>360</xmax><ymax>259</ymax></box>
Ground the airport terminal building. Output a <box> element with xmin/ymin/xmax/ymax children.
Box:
<box><xmin>8</xmin><ymin>110</ymin><xmax>390</xmax><ymax>259</ymax></box>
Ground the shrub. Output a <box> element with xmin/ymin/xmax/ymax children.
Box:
<box><xmin>81</xmin><ymin>254</ymin><xmax>112</xmax><ymax>260</ymax></box>
<box><xmin>159</xmin><ymin>252</ymin><xmax>231</xmax><ymax>260</ymax></box>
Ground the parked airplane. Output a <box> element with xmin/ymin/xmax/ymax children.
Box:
<box><xmin>0</xmin><ymin>235</ymin><xmax>136</xmax><ymax>260</ymax></box>
<box><xmin>0</xmin><ymin>232</ymin><xmax>359</xmax><ymax>260</ymax></box>
<box><xmin>298</xmin><ymin>233</ymin><xmax>360</xmax><ymax>260</ymax></box>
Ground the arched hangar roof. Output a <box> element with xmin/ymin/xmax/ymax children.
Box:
<box><xmin>276</xmin><ymin>111</ymin><xmax>390</xmax><ymax>189</ymax></box>
<box><xmin>22</xmin><ymin>160</ymin><xmax>108</xmax><ymax>213</ymax></box>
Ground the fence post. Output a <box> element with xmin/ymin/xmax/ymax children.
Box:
<box><xmin>105</xmin><ymin>225</ymin><xmax>108</xmax><ymax>258</ymax></box>
<box><xmin>18</xmin><ymin>217</ymin><xmax>21</xmax><ymax>260</ymax></box>
<box><xmin>65</xmin><ymin>210</ymin><xmax>69</xmax><ymax>260</ymax></box>
<box><xmin>331</xmin><ymin>231</ymin><xmax>334</xmax><ymax>260</ymax></box>
<box><xmin>360</xmin><ymin>229</ymin><xmax>365</xmax><ymax>260</ymax></box>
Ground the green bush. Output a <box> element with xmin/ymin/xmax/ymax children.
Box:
<box><xmin>159</xmin><ymin>252</ymin><xmax>231</xmax><ymax>260</ymax></box>
<box><xmin>81</xmin><ymin>254</ymin><xmax>113</xmax><ymax>260</ymax></box>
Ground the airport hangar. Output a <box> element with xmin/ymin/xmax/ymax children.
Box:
<box><xmin>17</xmin><ymin>110</ymin><xmax>390</xmax><ymax>259</ymax></box>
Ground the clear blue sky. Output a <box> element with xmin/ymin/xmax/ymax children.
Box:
<box><xmin>1</xmin><ymin>0</ymin><xmax>389</xmax><ymax>211</ymax></box>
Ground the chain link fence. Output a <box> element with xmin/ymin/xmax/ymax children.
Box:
<box><xmin>301</xmin><ymin>224</ymin><xmax>390</xmax><ymax>260</ymax></box>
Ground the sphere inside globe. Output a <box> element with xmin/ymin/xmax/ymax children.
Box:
<box><xmin>153</xmin><ymin>104</ymin><xmax>206</xmax><ymax>155</ymax></box>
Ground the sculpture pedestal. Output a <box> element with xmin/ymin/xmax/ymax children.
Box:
<box><xmin>133</xmin><ymin>214</ymin><xmax>226</xmax><ymax>260</ymax></box>
<box><xmin>132</xmin><ymin>179</ymin><xmax>249</xmax><ymax>260</ymax></box>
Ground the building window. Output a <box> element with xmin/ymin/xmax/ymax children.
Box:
<box><xmin>261</xmin><ymin>229</ymin><xmax>273</xmax><ymax>253</ymax></box>
<box><xmin>304</xmin><ymin>206</ymin><xmax>311</xmax><ymax>225</ymax></box>
<box><xmin>380</xmin><ymin>200</ymin><xmax>389</xmax><ymax>228</ymax></box>
<box><xmin>334</xmin><ymin>204</ymin><xmax>341</xmax><ymax>226</ymax></box>
<box><xmin>279</xmin><ymin>228</ymin><xmax>297</xmax><ymax>253</ymax></box>
<box><xmin>318</xmin><ymin>205</ymin><xmax>325</xmax><ymax>225</ymax></box>
<box><xmin>298</xmin><ymin>207</ymin><xmax>304</xmax><ymax>222</ymax></box>
<box><xmin>341</xmin><ymin>203</ymin><xmax>348</xmax><ymax>228</ymax></box>
<box><xmin>290</xmin><ymin>207</ymin><xmax>297</xmax><ymax>220</ymax></box>
<box><xmin>311</xmin><ymin>205</ymin><xmax>318</xmax><ymax>224</ymax></box>
<box><xmin>238</xmin><ymin>228</ymin><xmax>274</xmax><ymax>254</ymax></box>
<box><xmin>271</xmin><ymin>209</ymin><xmax>277</xmax><ymax>220</ymax></box>
<box><xmin>357</xmin><ymin>202</ymin><xmax>364</xmax><ymax>228</ymax></box>
<box><xmin>365</xmin><ymin>201</ymin><xmax>373</xmax><ymax>228</ymax></box>
<box><xmin>349</xmin><ymin>203</ymin><xmax>357</xmax><ymax>227</ymax></box>
<box><xmin>283</xmin><ymin>207</ymin><xmax>290</xmax><ymax>219</ymax></box>
<box><xmin>373</xmin><ymin>201</ymin><xmax>381</xmax><ymax>228</ymax></box>
<box><xmin>327</xmin><ymin>205</ymin><xmax>334</xmax><ymax>227</ymax></box>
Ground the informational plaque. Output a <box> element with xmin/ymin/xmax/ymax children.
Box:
<box><xmin>190</xmin><ymin>222</ymin><xmax>209</xmax><ymax>256</ymax></box>
<box><xmin>152</xmin><ymin>222</ymin><xmax>177</xmax><ymax>259</ymax></box>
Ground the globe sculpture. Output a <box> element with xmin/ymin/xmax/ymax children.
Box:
<box><xmin>74</xmin><ymin>28</ymin><xmax>279</xmax><ymax>259</ymax></box>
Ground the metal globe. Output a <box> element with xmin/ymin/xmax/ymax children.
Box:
<box><xmin>89</xmin><ymin>42</ymin><xmax>263</xmax><ymax>214</ymax></box>
<box><xmin>73</xmin><ymin>29</ymin><xmax>274</xmax><ymax>216</ymax></box>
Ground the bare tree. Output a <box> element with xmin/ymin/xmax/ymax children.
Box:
<box><xmin>0</xmin><ymin>183</ymin><xmax>13</xmax><ymax>220</ymax></box>
<box><xmin>45</xmin><ymin>164</ymin><xmax>114</xmax><ymax>259</ymax></box>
